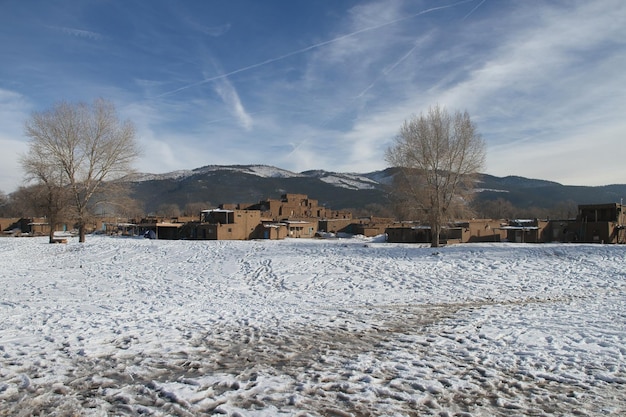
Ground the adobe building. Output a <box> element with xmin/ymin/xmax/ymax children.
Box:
<box><xmin>284</xmin><ymin>219</ymin><xmax>317</xmax><ymax>238</ymax></box>
<box><xmin>135</xmin><ymin>216</ymin><xmax>175</xmax><ymax>239</ymax></box>
<box><xmin>239</xmin><ymin>193</ymin><xmax>352</xmax><ymax>238</ymax></box>
<box><xmin>496</xmin><ymin>219</ymin><xmax>551</xmax><ymax>243</ymax></box>
<box><xmin>385</xmin><ymin>204</ymin><xmax>625</xmax><ymax>245</ymax></box>
<box><xmin>348</xmin><ymin>217</ymin><xmax>396</xmax><ymax>237</ymax></box>
<box><xmin>576</xmin><ymin>203</ymin><xmax>625</xmax><ymax>243</ymax></box>
<box><xmin>0</xmin><ymin>218</ymin><xmax>23</xmax><ymax>235</ymax></box>
<box><xmin>385</xmin><ymin>223</ymin><xmax>466</xmax><ymax>244</ymax></box>
<box><xmin>104</xmin><ymin>221</ymin><xmax>139</xmax><ymax>236</ymax></box>
<box><xmin>259</xmin><ymin>221</ymin><xmax>289</xmax><ymax>240</ymax></box>
<box><xmin>318</xmin><ymin>218</ymin><xmax>355</xmax><ymax>234</ymax></box>
<box><xmin>181</xmin><ymin>209</ymin><xmax>288</xmax><ymax>240</ymax></box>
<box><xmin>144</xmin><ymin>193</ymin><xmax>349</xmax><ymax>241</ymax></box>
<box><xmin>318</xmin><ymin>216</ymin><xmax>395</xmax><ymax>237</ymax></box>
<box><xmin>386</xmin><ymin>223</ymin><xmax>432</xmax><ymax>243</ymax></box>
<box><xmin>548</xmin><ymin>203</ymin><xmax>625</xmax><ymax>244</ymax></box>
<box><xmin>0</xmin><ymin>217</ymin><xmax>69</xmax><ymax>237</ymax></box>
<box><xmin>453</xmin><ymin>219</ymin><xmax>507</xmax><ymax>243</ymax></box>
<box><xmin>387</xmin><ymin>219</ymin><xmax>525</xmax><ymax>244</ymax></box>
<box><xmin>245</xmin><ymin>193</ymin><xmax>352</xmax><ymax>222</ymax></box>
<box><xmin>183</xmin><ymin>209</ymin><xmax>263</xmax><ymax>240</ymax></box>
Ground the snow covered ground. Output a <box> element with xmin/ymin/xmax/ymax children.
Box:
<box><xmin>0</xmin><ymin>236</ymin><xmax>624</xmax><ymax>416</ymax></box>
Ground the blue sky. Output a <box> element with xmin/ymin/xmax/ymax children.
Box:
<box><xmin>1</xmin><ymin>0</ymin><xmax>625</xmax><ymax>193</ymax></box>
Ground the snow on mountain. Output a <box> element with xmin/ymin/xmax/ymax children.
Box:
<box><xmin>301</xmin><ymin>170</ymin><xmax>381</xmax><ymax>190</ymax></box>
<box><xmin>128</xmin><ymin>165</ymin><xmax>384</xmax><ymax>190</ymax></box>
<box><xmin>124</xmin><ymin>169</ymin><xmax>195</xmax><ymax>182</ymax></box>
<box><xmin>128</xmin><ymin>165</ymin><xmax>304</xmax><ymax>182</ymax></box>
<box><xmin>193</xmin><ymin>164</ymin><xmax>303</xmax><ymax>179</ymax></box>
<box><xmin>1</xmin><ymin>236</ymin><xmax>624</xmax><ymax>416</ymax></box>
<box><xmin>475</xmin><ymin>188</ymin><xmax>510</xmax><ymax>193</ymax></box>
<box><xmin>318</xmin><ymin>174</ymin><xmax>377</xmax><ymax>190</ymax></box>
<box><xmin>362</xmin><ymin>169</ymin><xmax>395</xmax><ymax>185</ymax></box>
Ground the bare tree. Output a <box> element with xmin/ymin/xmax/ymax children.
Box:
<box><xmin>0</xmin><ymin>190</ymin><xmax>8</xmax><ymax>217</ymax></box>
<box><xmin>473</xmin><ymin>197</ymin><xmax>518</xmax><ymax>220</ymax></box>
<box><xmin>550</xmin><ymin>200</ymin><xmax>578</xmax><ymax>220</ymax></box>
<box><xmin>156</xmin><ymin>203</ymin><xmax>181</xmax><ymax>218</ymax></box>
<box><xmin>20</xmin><ymin>140</ymin><xmax>75</xmax><ymax>242</ymax></box>
<box><xmin>92</xmin><ymin>194</ymin><xmax>145</xmax><ymax>220</ymax></box>
<box><xmin>386</xmin><ymin>105</ymin><xmax>486</xmax><ymax>247</ymax></box>
<box><xmin>23</xmin><ymin>99</ymin><xmax>141</xmax><ymax>242</ymax></box>
<box><xmin>183</xmin><ymin>202</ymin><xmax>212</xmax><ymax>218</ymax></box>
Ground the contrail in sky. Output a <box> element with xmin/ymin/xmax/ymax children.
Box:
<box><xmin>156</xmin><ymin>0</ymin><xmax>476</xmax><ymax>98</ymax></box>
<box><xmin>462</xmin><ymin>0</ymin><xmax>487</xmax><ymax>20</ymax></box>
<box><xmin>283</xmin><ymin>0</ymin><xmax>482</xmax><ymax>158</ymax></box>
<box><xmin>355</xmin><ymin>42</ymin><xmax>422</xmax><ymax>99</ymax></box>
<box><xmin>357</xmin><ymin>0</ymin><xmax>485</xmax><ymax>98</ymax></box>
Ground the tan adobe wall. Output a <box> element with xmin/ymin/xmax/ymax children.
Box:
<box><xmin>318</xmin><ymin>218</ymin><xmax>354</xmax><ymax>233</ymax></box>
<box><xmin>462</xmin><ymin>219</ymin><xmax>507</xmax><ymax>242</ymax></box>
<box><xmin>286</xmin><ymin>220</ymin><xmax>317</xmax><ymax>238</ymax></box>
<box><xmin>0</xmin><ymin>218</ymin><xmax>22</xmax><ymax>233</ymax></box>
<box><xmin>253</xmin><ymin>194</ymin><xmax>351</xmax><ymax>221</ymax></box>
<box><xmin>256</xmin><ymin>223</ymin><xmax>288</xmax><ymax>239</ymax></box>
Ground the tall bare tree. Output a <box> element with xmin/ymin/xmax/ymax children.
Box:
<box><xmin>0</xmin><ymin>190</ymin><xmax>8</xmax><ymax>217</ymax></box>
<box><xmin>18</xmin><ymin>150</ymin><xmax>70</xmax><ymax>242</ymax></box>
<box><xmin>23</xmin><ymin>99</ymin><xmax>141</xmax><ymax>242</ymax></box>
<box><xmin>386</xmin><ymin>105</ymin><xmax>486</xmax><ymax>247</ymax></box>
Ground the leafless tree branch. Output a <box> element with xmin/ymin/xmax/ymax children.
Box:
<box><xmin>386</xmin><ymin>105</ymin><xmax>486</xmax><ymax>247</ymax></box>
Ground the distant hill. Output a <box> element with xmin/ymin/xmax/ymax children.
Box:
<box><xmin>123</xmin><ymin>164</ymin><xmax>626</xmax><ymax>215</ymax></box>
<box><xmin>474</xmin><ymin>174</ymin><xmax>626</xmax><ymax>209</ymax></box>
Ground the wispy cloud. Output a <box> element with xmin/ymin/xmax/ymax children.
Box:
<box><xmin>49</xmin><ymin>25</ymin><xmax>103</xmax><ymax>40</ymax></box>
<box><xmin>3</xmin><ymin>0</ymin><xmax>624</xmax><ymax>190</ymax></box>
<box><xmin>156</xmin><ymin>0</ymin><xmax>474</xmax><ymax>98</ymax></box>
<box><xmin>355</xmin><ymin>40</ymin><xmax>422</xmax><ymax>99</ymax></box>
<box><xmin>199</xmin><ymin>23</ymin><xmax>231</xmax><ymax>37</ymax></box>
<box><xmin>431</xmin><ymin>0</ymin><xmax>626</xmax><ymax>183</ymax></box>
<box><xmin>212</xmin><ymin>77</ymin><xmax>253</xmax><ymax>131</ymax></box>
<box><xmin>271</xmin><ymin>1</ymin><xmax>473</xmax><ymax>163</ymax></box>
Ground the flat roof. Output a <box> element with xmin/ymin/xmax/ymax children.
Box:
<box><xmin>156</xmin><ymin>222</ymin><xmax>184</xmax><ymax>227</ymax></box>
<box><xmin>497</xmin><ymin>226</ymin><xmax>539</xmax><ymax>230</ymax></box>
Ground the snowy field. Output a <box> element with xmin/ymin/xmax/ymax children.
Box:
<box><xmin>0</xmin><ymin>236</ymin><xmax>625</xmax><ymax>416</ymax></box>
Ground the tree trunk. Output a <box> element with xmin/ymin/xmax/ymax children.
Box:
<box><xmin>430</xmin><ymin>210</ymin><xmax>441</xmax><ymax>248</ymax></box>
<box><xmin>48</xmin><ymin>224</ymin><xmax>56</xmax><ymax>244</ymax></box>
<box><xmin>47</xmin><ymin>214</ymin><xmax>58</xmax><ymax>243</ymax></box>
<box><xmin>78</xmin><ymin>223</ymin><xmax>86</xmax><ymax>243</ymax></box>
<box><xmin>431</xmin><ymin>223</ymin><xmax>440</xmax><ymax>248</ymax></box>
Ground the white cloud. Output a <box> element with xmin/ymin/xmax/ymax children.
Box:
<box><xmin>428</xmin><ymin>1</ymin><xmax>626</xmax><ymax>186</ymax></box>
<box><xmin>320</xmin><ymin>0</ymin><xmax>626</xmax><ymax>184</ymax></box>
<box><xmin>6</xmin><ymin>0</ymin><xmax>624</xmax><ymax>188</ymax></box>
<box><xmin>0</xmin><ymin>135</ymin><xmax>28</xmax><ymax>193</ymax></box>
<box><xmin>50</xmin><ymin>25</ymin><xmax>103</xmax><ymax>41</ymax></box>
<box><xmin>200</xmin><ymin>23</ymin><xmax>231</xmax><ymax>37</ymax></box>
<box><xmin>0</xmin><ymin>89</ymin><xmax>31</xmax><ymax>192</ymax></box>
<box><xmin>487</xmin><ymin>119</ymin><xmax>626</xmax><ymax>186</ymax></box>
<box><xmin>212</xmin><ymin>77</ymin><xmax>253</xmax><ymax>131</ymax></box>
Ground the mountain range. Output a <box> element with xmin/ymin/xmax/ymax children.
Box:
<box><xmin>125</xmin><ymin>165</ymin><xmax>626</xmax><ymax>215</ymax></box>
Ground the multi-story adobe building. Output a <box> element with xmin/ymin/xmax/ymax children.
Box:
<box><xmin>219</xmin><ymin>193</ymin><xmax>353</xmax><ymax>239</ymax></box>
<box><xmin>185</xmin><ymin>209</ymin><xmax>266</xmax><ymax>240</ymax></box>
<box><xmin>176</xmin><ymin>194</ymin><xmax>352</xmax><ymax>240</ymax></box>
<box><xmin>239</xmin><ymin>193</ymin><xmax>352</xmax><ymax>222</ymax></box>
